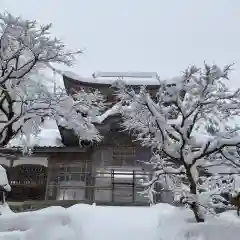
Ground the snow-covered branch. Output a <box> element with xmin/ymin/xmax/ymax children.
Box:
<box><xmin>0</xmin><ymin>12</ymin><xmax>81</xmax><ymax>86</ymax></box>
<box><xmin>0</xmin><ymin>12</ymin><xmax>106</xmax><ymax>153</ymax></box>
<box><xmin>114</xmin><ymin>63</ymin><xmax>240</xmax><ymax>222</ymax></box>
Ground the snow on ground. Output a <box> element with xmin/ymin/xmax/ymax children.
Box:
<box><xmin>68</xmin><ymin>204</ymin><xmax>160</xmax><ymax>240</ymax></box>
<box><xmin>0</xmin><ymin>203</ymin><xmax>240</xmax><ymax>240</ymax></box>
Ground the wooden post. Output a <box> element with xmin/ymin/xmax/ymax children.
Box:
<box><xmin>132</xmin><ymin>170</ymin><xmax>135</xmax><ymax>203</ymax></box>
<box><xmin>85</xmin><ymin>148</ymin><xmax>95</xmax><ymax>202</ymax></box>
<box><xmin>111</xmin><ymin>169</ymin><xmax>115</xmax><ymax>203</ymax></box>
<box><xmin>85</xmin><ymin>159</ymin><xmax>93</xmax><ymax>202</ymax></box>
<box><xmin>44</xmin><ymin>157</ymin><xmax>51</xmax><ymax>200</ymax></box>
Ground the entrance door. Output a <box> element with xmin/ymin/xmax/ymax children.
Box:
<box><xmin>48</xmin><ymin>162</ymin><xmax>87</xmax><ymax>200</ymax></box>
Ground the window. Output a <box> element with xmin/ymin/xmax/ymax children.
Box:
<box><xmin>112</xmin><ymin>147</ymin><xmax>136</xmax><ymax>166</ymax></box>
<box><xmin>71</xmin><ymin>173</ymin><xmax>81</xmax><ymax>181</ymax></box>
<box><xmin>57</xmin><ymin>173</ymin><xmax>65</xmax><ymax>182</ymax></box>
<box><xmin>55</xmin><ymin>163</ymin><xmax>86</xmax><ymax>183</ymax></box>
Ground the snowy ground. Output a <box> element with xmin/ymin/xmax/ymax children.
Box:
<box><xmin>0</xmin><ymin>203</ymin><xmax>240</xmax><ymax>240</ymax></box>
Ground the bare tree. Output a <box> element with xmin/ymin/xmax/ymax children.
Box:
<box><xmin>114</xmin><ymin>63</ymin><xmax>240</xmax><ymax>222</ymax></box>
<box><xmin>0</xmin><ymin>12</ymin><xmax>105</xmax><ymax>153</ymax></box>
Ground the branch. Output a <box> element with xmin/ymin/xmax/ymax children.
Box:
<box><xmin>219</xmin><ymin>149</ymin><xmax>240</xmax><ymax>169</ymax></box>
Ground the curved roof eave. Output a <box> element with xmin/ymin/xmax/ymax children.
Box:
<box><xmin>63</xmin><ymin>71</ymin><xmax>163</xmax><ymax>88</ymax></box>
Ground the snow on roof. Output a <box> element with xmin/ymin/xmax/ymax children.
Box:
<box><xmin>7</xmin><ymin>119</ymin><xmax>63</xmax><ymax>148</ymax></box>
<box><xmin>7</xmin><ymin>104</ymin><xmax>122</xmax><ymax>148</ymax></box>
<box><xmin>7</xmin><ymin>104</ymin><xmax>120</xmax><ymax>148</ymax></box>
<box><xmin>63</xmin><ymin>71</ymin><xmax>180</xmax><ymax>86</ymax></box>
<box><xmin>92</xmin><ymin>71</ymin><xmax>159</xmax><ymax>79</ymax></box>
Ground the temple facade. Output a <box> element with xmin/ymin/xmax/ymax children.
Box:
<box><xmin>1</xmin><ymin>72</ymin><xmax>175</xmax><ymax>204</ymax></box>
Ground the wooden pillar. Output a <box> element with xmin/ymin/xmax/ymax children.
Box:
<box><xmin>132</xmin><ymin>170</ymin><xmax>135</xmax><ymax>203</ymax></box>
<box><xmin>44</xmin><ymin>156</ymin><xmax>51</xmax><ymax>200</ymax></box>
<box><xmin>111</xmin><ymin>169</ymin><xmax>115</xmax><ymax>202</ymax></box>
<box><xmin>85</xmin><ymin>147</ymin><xmax>94</xmax><ymax>202</ymax></box>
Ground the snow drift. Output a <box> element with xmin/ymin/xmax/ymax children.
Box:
<box><xmin>0</xmin><ymin>205</ymin><xmax>78</xmax><ymax>240</ymax></box>
<box><xmin>0</xmin><ymin>203</ymin><xmax>239</xmax><ymax>240</ymax></box>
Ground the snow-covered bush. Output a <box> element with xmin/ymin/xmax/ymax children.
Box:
<box><xmin>0</xmin><ymin>12</ymin><xmax>105</xmax><ymax>154</ymax></box>
<box><xmin>114</xmin><ymin>63</ymin><xmax>240</xmax><ymax>222</ymax></box>
<box><xmin>0</xmin><ymin>165</ymin><xmax>10</xmax><ymax>206</ymax></box>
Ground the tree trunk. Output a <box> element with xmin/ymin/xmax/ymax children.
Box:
<box><xmin>186</xmin><ymin>167</ymin><xmax>205</xmax><ymax>223</ymax></box>
<box><xmin>0</xmin><ymin>191</ymin><xmax>5</xmax><ymax>205</ymax></box>
<box><xmin>190</xmin><ymin>201</ymin><xmax>204</xmax><ymax>223</ymax></box>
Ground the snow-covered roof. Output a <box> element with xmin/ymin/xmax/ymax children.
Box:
<box><xmin>92</xmin><ymin>71</ymin><xmax>159</xmax><ymax>79</ymax></box>
<box><xmin>7</xmin><ymin>119</ymin><xmax>63</xmax><ymax>148</ymax></box>
<box><xmin>5</xmin><ymin>69</ymin><xmax>207</xmax><ymax>149</ymax></box>
<box><xmin>63</xmin><ymin>71</ymin><xmax>180</xmax><ymax>86</ymax></box>
<box><xmin>7</xmin><ymin>105</ymin><xmax>120</xmax><ymax>148</ymax></box>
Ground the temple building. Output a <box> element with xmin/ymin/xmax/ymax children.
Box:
<box><xmin>1</xmin><ymin>71</ymin><xmax>175</xmax><ymax>204</ymax></box>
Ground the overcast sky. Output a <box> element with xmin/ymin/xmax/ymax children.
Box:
<box><xmin>1</xmin><ymin>0</ymin><xmax>240</xmax><ymax>88</ymax></box>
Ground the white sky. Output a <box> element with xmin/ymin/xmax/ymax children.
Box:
<box><xmin>1</xmin><ymin>0</ymin><xmax>240</xmax><ymax>89</ymax></box>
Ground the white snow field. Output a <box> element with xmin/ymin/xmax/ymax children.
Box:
<box><xmin>0</xmin><ymin>203</ymin><xmax>239</xmax><ymax>240</ymax></box>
